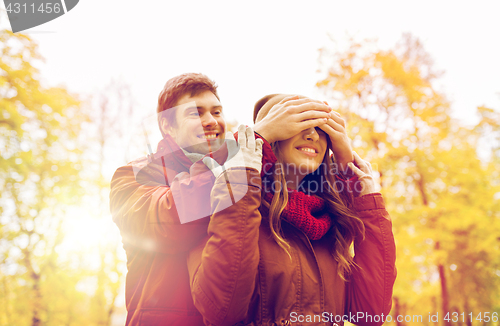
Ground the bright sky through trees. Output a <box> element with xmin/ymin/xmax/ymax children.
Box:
<box><xmin>11</xmin><ymin>0</ymin><xmax>500</xmax><ymax>176</ymax></box>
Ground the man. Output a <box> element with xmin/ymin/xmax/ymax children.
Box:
<box><xmin>110</xmin><ymin>73</ymin><xmax>332</xmax><ymax>325</ymax></box>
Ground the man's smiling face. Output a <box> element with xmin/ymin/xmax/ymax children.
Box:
<box><xmin>162</xmin><ymin>90</ymin><xmax>226</xmax><ymax>155</ymax></box>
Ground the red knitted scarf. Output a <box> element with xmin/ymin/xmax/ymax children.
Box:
<box><xmin>262</xmin><ymin>189</ymin><xmax>332</xmax><ymax>240</ymax></box>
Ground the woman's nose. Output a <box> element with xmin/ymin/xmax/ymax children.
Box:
<box><xmin>303</xmin><ymin>128</ymin><xmax>319</xmax><ymax>141</ymax></box>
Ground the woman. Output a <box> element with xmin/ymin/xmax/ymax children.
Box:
<box><xmin>187</xmin><ymin>95</ymin><xmax>397</xmax><ymax>326</ymax></box>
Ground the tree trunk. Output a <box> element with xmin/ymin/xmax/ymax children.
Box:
<box><xmin>393</xmin><ymin>296</ymin><xmax>405</xmax><ymax>326</ymax></box>
<box><xmin>31</xmin><ymin>272</ymin><xmax>42</xmax><ymax>326</ymax></box>
<box><xmin>23</xmin><ymin>247</ymin><xmax>42</xmax><ymax>326</ymax></box>
<box><xmin>415</xmin><ymin>172</ymin><xmax>429</xmax><ymax>206</ymax></box>
<box><xmin>463</xmin><ymin>299</ymin><xmax>472</xmax><ymax>326</ymax></box>
<box><xmin>417</xmin><ymin>171</ymin><xmax>451</xmax><ymax>326</ymax></box>
<box><xmin>436</xmin><ymin>242</ymin><xmax>451</xmax><ymax>326</ymax></box>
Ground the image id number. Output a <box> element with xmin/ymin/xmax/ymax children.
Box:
<box><xmin>6</xmin><ymin>2</ymin><xmax>62</xmax><ymax>14</ymax></box>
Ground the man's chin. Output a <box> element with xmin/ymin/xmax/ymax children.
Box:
<box><xmin>182</xmin><ymin>139</ymin><xmax>224</xmax><ymax>155</ymax></box>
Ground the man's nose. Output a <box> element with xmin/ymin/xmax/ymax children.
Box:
<box><xmin>304</xmin><ymin>128</ymin><xmax>319</xmax><ymax>141</ymax></box>
<box><xmin>201</xmin><ymin>112</ymin><xmax>218</xmax><ymax>128</ymax></box>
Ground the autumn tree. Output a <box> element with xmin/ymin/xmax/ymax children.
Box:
<box><xmin>317</xmin><ymin>34</ymin><xmax>500</xmax><ymax>325</ymax></box>
<box><xmin>0</xmin><ymin>26</ymin><xmax>88</xmax><ymax>325</ymax></box>
<box><xmin>0</xmin><ymin>20</ymin><xmax>131</xmax><ymax>326</ymax></box>
<box><xmin>83</xmin><ymin>80</ymin><xmax>137</xmax><ymax>326</ymax></box>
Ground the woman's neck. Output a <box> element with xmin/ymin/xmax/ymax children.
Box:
<box><xmin>284</xmin><ymin>172</ymin><xmax>305</xmax><ymax>190</ymax></box>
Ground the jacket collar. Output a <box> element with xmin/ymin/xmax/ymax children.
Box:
<box><xmin>136</xmin><ymin>131</ymin><xmax>276</xmax><ymax>187</ymax></box>
<box><xmin>153</xmin><ymin>134</ymin><xmax>194</xmax><ymax>173</ymax></box>
<box><xmin>134</xmin><ymin>134</ymin><xmax>229</xmax><ymax>186</ymax></box>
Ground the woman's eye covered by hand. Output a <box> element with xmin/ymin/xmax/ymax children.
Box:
<box><xmin>315</xmin><ymin>127</ymin><xmax>327</xmax><ymax>136</ymax></box>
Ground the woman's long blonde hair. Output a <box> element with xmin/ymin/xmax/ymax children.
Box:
<box><xmin>261</xmin><ymin>140</ymin><xmax>366</xmax><ymax>281</ymax></box>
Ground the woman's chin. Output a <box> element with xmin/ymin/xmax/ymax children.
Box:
<box><xmin>282</xmin><ymin>161</ymin><xmax>322</xmax><ymax>176</ymax></box>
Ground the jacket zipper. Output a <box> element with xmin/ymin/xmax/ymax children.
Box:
<box><xmin>285</xmin><ymin>221</ymin><xmax>326</xmax><ymax>315</ymax></box>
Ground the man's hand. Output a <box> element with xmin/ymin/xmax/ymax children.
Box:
<box><xmin>253</xmin><ymin>95</ymin><xmax>331</xmax><ymax>143</ymax></box>
<box><xmin>317</xmin><ymin>106</ymin><xmax>353</xmax><ymax>172</ymax></box>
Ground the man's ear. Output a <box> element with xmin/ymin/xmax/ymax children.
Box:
<box><xmin>160</xmin><ymin>118</ymin><xmax>174</xmax><ymax>138</ymax></box>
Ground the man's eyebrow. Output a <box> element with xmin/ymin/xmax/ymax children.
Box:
<box><xmin>194</xmin><ymin>105</ymin><xmax>222</xmax><ymax>110</ymax></box>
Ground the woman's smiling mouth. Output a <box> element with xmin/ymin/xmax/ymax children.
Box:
<box><xmin>296</xmin><ymin>146</ymin><xmax>318</xmax><ymax>157</ymax></box>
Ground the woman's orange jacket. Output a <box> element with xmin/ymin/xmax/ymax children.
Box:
<box><xmin>187</xmin><ymin>166</ymin><xmax>397</xmax><ymax>326</ymax></box>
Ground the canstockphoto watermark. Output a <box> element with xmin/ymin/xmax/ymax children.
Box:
<box><xmin>132</xmin><ymin>104</ymin><xmax>249</xmax><ymax>224</ymax></box>
<box><xmin>289</xmin><ymin>312</ymin><xmax>423</xmax><ymax>324</ymax></box>
<box><xmin>4</xmin><ymin>0</ymin><xmax>80</xmax><ymax>33</ymax></box>
<box><xmin>260</xmin><ymin>161</ymin><xmax>379</xmax><ymax>195</ymax></box>
<box><xmin>132</xmin><ymin>106</ymin><xmax>378</xmax><ymax>224</ymax></box>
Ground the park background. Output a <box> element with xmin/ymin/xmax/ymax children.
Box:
<box><xmin>1</xmin><ymin>1</ymin><xmax>500</xmax><ymax>325</ymax></box>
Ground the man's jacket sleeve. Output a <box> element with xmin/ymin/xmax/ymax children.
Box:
<box><xmin>109</xmin><ymin>162</ymin><xmax>213</xmax><ymax>255</ymax></box>
<box><xmin>345</xmin><ymin>193</ymin><xmax>397</xmax><ymax>326</ymax></box>
<box><xmin>187</xmin><ymin>168</ymin><xmax>262</xmax><ymax>326</ymax></box>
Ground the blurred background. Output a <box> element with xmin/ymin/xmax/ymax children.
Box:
<box><xmin>1</xmin><ymin>1</ymin><xmax>499</xmax><ymax>325</ymax></box>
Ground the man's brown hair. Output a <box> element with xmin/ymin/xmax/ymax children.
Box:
<box><xmin>157</xmin><ymin>73</ymin><xmax>219</xmax><ymax>133</ymax></box>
